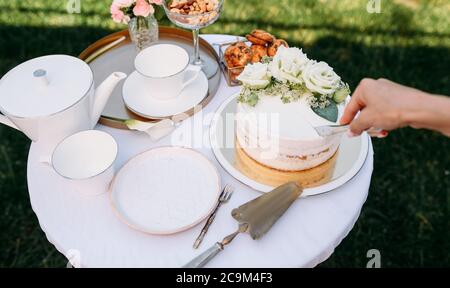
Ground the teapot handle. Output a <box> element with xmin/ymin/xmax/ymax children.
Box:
<box><xmin>0</xmin><ymin>113</ymin><xmax>19</xmax><ymax>130</ymax></box>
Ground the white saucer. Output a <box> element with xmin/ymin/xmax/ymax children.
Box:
<box><xmin>122</xmin><ymin>71</ymin><xmax>209</xmax><ymax>119</ymax></box>
<box><xmin>110</xmin><ymin>147</ymin><xmax>221</xmax><ymax>235</ymax></box>
<box><xmin>210</xmin><ymin>93</ymin><xmax>369</xmax><ymax>197</ymax></box>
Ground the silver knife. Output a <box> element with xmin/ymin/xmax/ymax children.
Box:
<box><xmin>314</xmin><ymin>125</ymin><xmax>388</xmax><ymax>138</ymax></box>
<box><xmin>183</xmin><ymin>182</ymin><xmax>303</xmax><ymax>268</ymax></box>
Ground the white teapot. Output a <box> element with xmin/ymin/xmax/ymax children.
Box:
<box><xmin>0</xmin><ymin>55</ymin><xmax>126</xmax><ymax>157</ymax></box>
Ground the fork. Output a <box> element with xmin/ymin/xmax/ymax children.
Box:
<box><xmin>193</xmin><ymin>184</ymin><xmax>235</xmax><ymax>249</ymax></box>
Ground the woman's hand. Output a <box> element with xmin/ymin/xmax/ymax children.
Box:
<box><xmin>340</xmin><ymin>78</ymin><xmax>450</xmax><ymax>137</ymax></box>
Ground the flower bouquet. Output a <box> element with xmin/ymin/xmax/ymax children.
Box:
<box><xmin>110</xmin><ymin>0</ymin><xmax>164</xmax><ymax>50</ymax></box>
<box><xmin>237</xmin><ymin>46</ymin><xmax>351</xmax><ymax>122</ymax></box>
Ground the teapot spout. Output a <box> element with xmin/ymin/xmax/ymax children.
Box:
<box><xmin>92</xmin><ymin>72</ymin><xmax>127</xmax><ymax>127</ymax></box>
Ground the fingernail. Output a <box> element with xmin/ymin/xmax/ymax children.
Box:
<box><xmin>346</xmin><ymin>130</ymin><xmax>357</xmax><ymax>138</ymax></box>
<box><xmin>377</xmin><ymin>131</ymin><xmax>389</xmax><ymax>138</ymax></box>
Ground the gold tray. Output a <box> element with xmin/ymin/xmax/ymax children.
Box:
<box><xmin>79</xmin><ymin>26</ymin><xmax>221</xmax><ymax>130</ymax></box>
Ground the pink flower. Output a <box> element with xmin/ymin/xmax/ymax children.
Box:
<box><xmin>122</xmin><ymin>15</ymin><xmax>131</xmax><ymax>24</ymax></box>
<box><xmin>111</xmin><ymin>3</ymin><xmax>125</xmax><ymax>23</ymax></box>
<box><xmin>111</xmin><ymin>0</ymin><xmax>136</xmax><ymax>24</ymax></box>
<box><xmin>150</xmin><ymin>0</ymin><xmax>163</xmax><ymax>5</ymax></box>
<box><xmin>133</xmin><ymin>0</ymin><xmax>154</xmax><ymax>17</ymax></box>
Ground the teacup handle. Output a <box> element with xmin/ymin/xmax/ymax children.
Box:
<box><xmin>181</xmin><ymin>65</ymin><xmax>202</xmax><ymax>91</ymax></box>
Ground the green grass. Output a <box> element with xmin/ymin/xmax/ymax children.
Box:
<box><xmin>0</xmin><ymin>0</ymin><xmax>449</xmax><ymax>267</ymax></box>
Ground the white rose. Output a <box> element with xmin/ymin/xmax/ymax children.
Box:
<box><xmin>302</xmin><ymin>61</ymin><xmax>341</xmax><ymax>95</ymax></box>
<box><xmin>237</xmin><ymin>62</ymin><xmax>270</xmax><ymax>89</ymax></box>
<box><xmin>269</xmin><ymin>46</ymin><xmax>309</xmax><ymax>83</ymax></box>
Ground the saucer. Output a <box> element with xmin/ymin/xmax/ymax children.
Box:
<box><xmin>123</xmin><ymin>70</ymin><xmax>209</xmax><ymax>119</ymax></box>
<box><xmin>110</xmin><ymin>147</ymin><xmax>221</xmax><ymax>235</ymax></box>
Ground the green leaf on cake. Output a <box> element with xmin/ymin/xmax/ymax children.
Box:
<box><xmin>247</xmin><ymin>91</ymin><xmax>260</xmax><ymax>106</ymax></box>
<box><xmin>312</xmin><ymin>101</ymin><xmax>338</xmax><ymax>122</ymax></box>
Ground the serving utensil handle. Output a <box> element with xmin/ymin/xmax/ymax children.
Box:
<box><xmin>184</xmin><ymin>224</ymin><xmax>247</xmax><ymax>268</ymax></box>
<box><xmin>183</xmin><ymin>243</ymin><xmax>223</xmax><ymax>268</ymax></box>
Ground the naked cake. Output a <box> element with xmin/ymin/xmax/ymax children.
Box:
<box><xmin>236</xmin><ymin>46</ymin><xmax>350</xmax><ymax>172</ymax></box>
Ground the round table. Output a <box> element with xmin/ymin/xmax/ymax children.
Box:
<box><xmin>27</xmin><ymin>35</ymin><xmax>374</xmax><ymax>268</ymax></box>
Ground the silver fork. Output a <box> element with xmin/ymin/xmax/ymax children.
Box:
<box><xmin>193</xmin><ymin>184</ymin><xmax>235</xmax><ymax>249</ymax></box>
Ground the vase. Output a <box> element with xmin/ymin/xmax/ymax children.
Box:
<box><xmin>128</xmin><ymin>15</ymin><xmax>159</xmax><ymax>51</ymax></box>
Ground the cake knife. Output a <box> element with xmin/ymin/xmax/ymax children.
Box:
<box><xmin>314</xmin><ymin>125</ymin><xmax>388</xmax><ymax>138</ymax></box>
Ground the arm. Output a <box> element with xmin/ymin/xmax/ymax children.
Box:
<box><xmin>340</xmin><ymin>78</ymin><xmax>450</xmax><ymax>137</ymax></box>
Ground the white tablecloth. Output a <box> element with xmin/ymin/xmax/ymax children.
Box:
<box><xmin>26</xmin><ymin>35</ymin><xmax>373</xmax><ymax>268</ymax></box>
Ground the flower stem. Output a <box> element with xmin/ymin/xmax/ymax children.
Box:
<box><xmin>137</xmin><ymin>16</ymin><xmax>146</xmax><ymax>31</ymax></box>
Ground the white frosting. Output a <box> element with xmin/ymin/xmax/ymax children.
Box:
<box><xmin>236</xmin><ymin>127</ymin><xmax>340</xmax><ymax>171</ymax></box>
<box><xmin>236</xmin><ymin>95</ymin><xmax>345</xmax><ymax>171</ymax></box>
<box><xmin>238</xmin><ymin>94</ymin><xmax>344</xmax><ymax>140</ymax></box>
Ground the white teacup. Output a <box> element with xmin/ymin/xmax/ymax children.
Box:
<box><xmin>135</xmin><ymin>44</ymin><xmax>201</xmax><ymax>101</ymax></box>
<box><xmin>50</xmin><ymin>130</ymin><xmax>118</xmax><ymax>196</ymax></box>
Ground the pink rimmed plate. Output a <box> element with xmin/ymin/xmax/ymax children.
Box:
<box><xmin>110</xmin><ymin>147</ymin><xmax>221</xmax><ymax>235</ymax></box>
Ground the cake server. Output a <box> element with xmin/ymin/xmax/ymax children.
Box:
<box><xmin>183</xmin><ymin>182</ymin><xmax>303</xmax><ymax>268</ymax></box>
<box><xmin>314</xmin><ymin>125</ymin><xmax>388</xmax><ymax>138</ymax></box>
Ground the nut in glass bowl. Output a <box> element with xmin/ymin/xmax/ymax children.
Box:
<box><xmin>165</xmin><ymin>0</ymin><xmax>223</xmax><ymax>29</ymax></box>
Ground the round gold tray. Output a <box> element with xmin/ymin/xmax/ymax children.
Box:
<box><xmin>79</xmin><ymin>26</ymin><xmax>221</xmax><ymax>130</ymax></box>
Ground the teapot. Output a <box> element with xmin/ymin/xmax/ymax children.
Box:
<box><xmin>0</xmin><ymin>55</ymin><xmax>126</xmax><ymax>157</ymax></box>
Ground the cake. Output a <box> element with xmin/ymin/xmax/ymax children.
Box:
<box><xmin>235</xmin><ymin>139</ymin><xmax>339</xmax><ymax>188</ymax></box>
<box><xmin>236</xmin><ymin>95</ymin><xmax>344</xmax><ymax>171</ymax></box>
<box><xmin>236</xmin><ymin>46</ymin><xmax>350</xmax><ymax>172</ymax></box>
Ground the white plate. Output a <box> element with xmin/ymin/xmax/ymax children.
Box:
<box><xmin>210</xmin><ymin>93</ymin><xmax>369</xmax><ymax>197</ymax></box>
<box><xmin>122</xmin><ymin>70</ymin><xmax>209</xmax><ymax>119</ymax></box>
<box><xmin>110</xmin><ymin>147</ymin><xmax>221</xmax><ymax>235</ymax></box>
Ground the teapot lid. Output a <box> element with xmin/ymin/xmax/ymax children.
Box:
<box><xmin>0</xmin><ymin>55</ymin><xmax>93</xmax><ymax>118</ymax></box>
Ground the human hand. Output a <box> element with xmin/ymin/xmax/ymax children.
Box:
<box><xmin>340</xmin><ymin>78</ymin><xmax>426</xmax><ymax>136</ymax></box>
